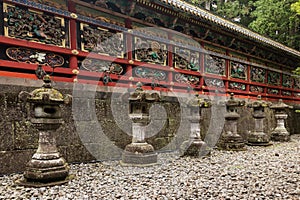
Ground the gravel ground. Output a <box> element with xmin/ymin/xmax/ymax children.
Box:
<box><xmin>1</xmin><ymin>135</ymin><xmax>300</xmax><ymax>200</ymax></box>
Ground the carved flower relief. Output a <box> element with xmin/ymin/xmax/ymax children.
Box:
<box><xmin>134</xmin><ymin>67</ymin><xmax>166</xmax><ymax>81</ymax></box>
<box><xmin>4</xmin><ymin>4</ymin><xmax>66</xmax><ymax>47</ymax></box>
<box><xmin>204</xmin><ymin>55</ymin><xmax>225</xmax><ymax>76</ymax></box>
<box><xmin>134</xmin><ymin>37</ymin><xmax>167</xmax><ymax>65</ymax></box>
<box><xmin>81</xmin><ymin>59</ymin><xmax>123</xmax><ymax>74</ymax></box>
<box><xmin>204</xmin><ymin>78</ymin><xmax>225</xmax><ymax>88</ymax></box>
<box><xmin>229</xmin><ymin>82</ymin><xmax>246</xmax><ymax>91</ymax></box>
<box><xmin>282</xmin><ymin>91</ymin><xmax>292</xmax><ymax>96</ymax></box>
<box><xmin>267</xmin><ymin>88</ymin><xmax>279</xmax><ymax>95</ymax></box>
<box><xmin>174</xmin><ymin>73</ymin><xmax>199</xmax><ymax>85</ymax></box>
<box><xmin>6</xmin><ymin>47</ymin><xmax>64</xmax><ymax>67</ymax></box>
<box><xmin>250</xmin><ymin>86</ymin><xmax>264</xmax><ymax>93</ymax></box>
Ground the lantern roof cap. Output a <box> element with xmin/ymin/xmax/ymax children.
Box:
<box><xmin>28</xmin><ymin>75</ymin><xmax>64</xmax><ymax>104</ymax></box>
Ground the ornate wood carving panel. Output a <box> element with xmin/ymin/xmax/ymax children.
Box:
<box><xmin>80</xmin><ymin>23</ymin><xmax>124</xmax><ymax>58</ymax></box>
<box><xmin>3</xmin><ymin>4</ymin><xmax>67</xmax><ymax>47</ymax></box>
<box><xmin>204</xmin><ymin>55</ymin><xmax>226</xmax><ymax>76</ymax></box>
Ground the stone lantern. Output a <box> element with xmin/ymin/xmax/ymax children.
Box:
<box><xmin>219</xmin><ymin>93</ymin><xmax>246</xmax><ymax>150</ymax></box>
<box><xmin>270</xmin><ymin>99</ymin><xmax>290</xmax><ymax>142</ymax></box>
<box><xmin>16</xmin><ymin>75</ymin><xmax>71</xmax><ymax>186</ymax></box>
<box><xmin>121</xmin><ymin>82</ymin><xmax>160</xmax><ymax>166</ymax></box>
<box><xmin>247</xmin><ymin>95</ymin><xmax>271</xmax><ymax>146</ymax></box>
<box><xmin>180</xmin><ymin>94</ymin><xmax>211</xmax><ymax>157</ymax></box>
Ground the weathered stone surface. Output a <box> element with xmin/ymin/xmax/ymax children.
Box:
<box><xmin>0</xmin><ymin>81</ymin><xmax>298</xmax><ymax>174</ymax></box>
<box><xmin>0</xmin><ymin>121</ymin><xmax>13</xmax><ymax>151</ymax></box>
<box><xmin>0</xmin><ymin>150</ymin><xmax>35</xmax><ymax>174</ymax></box>
<box><xmin>13</xmin><ymin>120</ymin><xmax>39</xmax><ymax>150</ymax></box>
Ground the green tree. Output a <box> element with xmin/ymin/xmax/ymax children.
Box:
<box><xmin>249</xmin><ymin>0</ymin><xmax>300</xmax><ymax>50</ymax></box>
<box><xmin>214</xmin><ymin>0</ymin><xmax>256</xmax><ymax>26</ymax></box>
<box><xmin>291</xmin><ymin>0</ymin><xmax>300</xmax><ymax>14</ymax></box>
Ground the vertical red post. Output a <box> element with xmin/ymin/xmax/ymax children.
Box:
<box><xmin>167</xmin><ymin>31</ymin><xmax>173</xmax><ymax>92</ymax></box>
<box><xmin>264</xmin><ymin>69</ymin><xmax>268</xmax><ymax>96</ymax></box>
<box><xmin>125</xmin><ymin>18</ymin><xmax>133</xmax><ymax>88</ymax></box>
<box><xmin>68</xmin><ymin>1</ymin><xmax>79</xmax><ymax>79</ymax></box>
<box><xmin>279</xmin><ymin>67</ymin><xmax>283</xmax><ymax>96</ymax></box>
<box><xmin>200</xmin><ymin>42</ymin><xmax>205</xmax><ymax>94</ymax></box>
<box><xmin>246</xmin><ymin>57</ymin><xmax>250</xmax><ymax>93</ymax></box>
<box><xmin>225</xmin><ymin>50</ymin><xmax>229</xmax><ymax>94</ymax></box>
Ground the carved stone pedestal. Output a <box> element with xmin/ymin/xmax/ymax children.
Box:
<box><xmin>271</xmin><ymin>99</ymin><xmax>290</xmax><ymax>142</ymax></box>
<box><xmin>271</xmin><ymin>113</ymin><xmax>290</xmax><ymax>142</ymax></box>
<box><xmin>247</xmin><ymin>95</ymin><xmax>271</xmax><ymax>146</ymax></box>
<box><xmin>122</xmin><ymin>142</ymin><xmax>157</xmax><ymax>166</ymax></box>
<box><xmin>219</xmin><ymin>93</ymin><xmax>246</xmax><ymax>151</ymax></box>
<box><xmin>180</xmin><ymin>95</ymin><xmax>211</xmax><ymax>157</ymax></box>
<box><xmin>16</xmin><ymin>75</ymin><xmax>71</xmax><ymax>187</ymax></box>
<box><xmin>121</xmin><ymin>82</ymin><xmax>159</xmax><ymax>166</ymax></box>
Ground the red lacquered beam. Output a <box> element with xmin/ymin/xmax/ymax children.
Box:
<box><xmin>0</xmin><ymin>70</ymin><xmax>37</xmax><ymax>79</ymax></box>
<box><xmin>0</xmin><ymin>36</ymin><xmax>72</xmax><ymax>55</ymax></box>
<box><xmin>0</xmin><ymin>60</ymin><xmax>74</xmax><ymax>75</ymax></box>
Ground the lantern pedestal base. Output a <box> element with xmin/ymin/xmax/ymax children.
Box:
<box><xmin>15</xmin><ymin>175</ymin><xmax>74</xmax><ymax>187</ymax></box>
<box><xmin>247</xmin><ymin>132</ymin><xmax>271</xmax><ymax>146</ymax></box>
<box><xmin>219</xmin><ymin>133</ymin><xmax>246</xmax><ymax>151</ymax></box>
<box><xmin>16</xmin><ymin>153</ymin><xmax>70</xmax><ymax>187</ymax></box>
<box><xmin>121</xmin><ymin>143</ymin><xmax>157</xmax><ymax>166</ymax></box>
<box><xmin>271</xmin><ymin>129</ymin><xmax>290</xmax><ymax>142</ymax></box>
<box><xmin>180</xmin><ymin>139</ymin><xmax>210</xmax><ymax>157</ymax></box>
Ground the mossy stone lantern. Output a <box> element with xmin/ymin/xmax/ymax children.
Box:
<box><xmin>270</xmin><ymin>99</ymin><xmax>290</xmax><ymax>142</ymax></box>
<box><xmin>247</xmin><ymin>95</ymin><xmax>271</xmax><ymax>146</ymax></box>
<box><xmin>121</xmin><ymin>82</ymin><xmax>160</xmax><ymax>166</ymax></box>
<box><xmin>180</xmin><ymin>94</ymin><xmax>211</xmax><ymax>157</ymax></box>
<box><xmin>219</xmin><ymin>93</ymin><xmax>246</xmax><ymax>151</ymax></box>
<box><xmin>17</xmin><ymin>75</ymin><xmax>71</xmax><ymax>187</ymax></box>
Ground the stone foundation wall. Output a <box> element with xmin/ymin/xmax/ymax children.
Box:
<box><xmin>0</xmin><ymin>77</ymin><xmax>299</xmax><ymax>175</ymax></box>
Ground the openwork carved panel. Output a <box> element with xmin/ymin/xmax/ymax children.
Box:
<box><xmin>81</xmin><ymin>59</ymin><xmax>123</xmax><ymax>74</ymax></box>
<box><xmin>294</xmin><ymin>78</ymin><xmax>300</xmax><ymax>89</ymax></box>
<box><xmin>134</xmin><ymin>37</ymin><xmax>167</xmax><ymax>65</ymax></box>
<box><xmin>80</xmin><ymin>23</ymin><xmax>124</xmax><ymax>58</ymax></box>
<box><xmin>267</xmin><ymin>71</ymin><xmax>280</xmax><ymax>86</ymax></box>
<box><xmin>173</xmin><ymin>47</ymin><xmax>200</xmax><ymax>71</ymax></box>
<box><xmin>250</xmin><ymin>67</ymin><xmax>265</xmax><ymax>83</ymax></box>
<box><xmin>294</xmin><ymin>93</ymin><xmax>300</xmax><ymax>97</ymax></box>
<box><xmin>134</xmin><ymin>67</ymin><xmax>167</xmax><ymax>81</ymax></box>
<box><xmin>282</xmin><ymin>74</ymin><xmax>293</xmax><ymax>88</ymax></box>
<box><xmin>282</xmin><ymin>91</ymin><xmax>292</xmax><ymax>96</ymax></box>
<box><xmin>6</xmin><ymin>47</ymin><xmax>64</xmax><ymax>67</ymax></box>
<box><xmin>267</xmin><ymin>88</ymin><xmax>279</xmax><ymax>95</ymax></box>
<box><xmin>229</xmin><ymin>82</ymin><xmax>246</xmax><ymax>91</ymax></box>
<box><xmin>174</xmin><ymin>73</ymin><xmax>199</xmax><ymax>85</ymax></box>
<box><xmin>230</xmin><ymin>61</ymin><xmax>247</xmax><ymax>80</ymax></box>
<box><xmin>204</xmin><ymin>55</ymin><xmax>225</xmax><ymax>76</ymax></box>
<box><xmin>4</xmin><ymin>4</ymin><xmax>66</xmax><ymax>47</ymax></box>
<box><xmin>250</xmin><ymin>86</ymin><xmax>264</xmax><ymax>93</ymax></box>
<box><xmin>204</xmin><ymin>78</ymin><xmax>224</xmax><ymax>88</ymax></box>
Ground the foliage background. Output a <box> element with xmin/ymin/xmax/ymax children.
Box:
<box><xmin>184</xmin><ymin>0</ymin><xmax>300</xmax><ymax>52</ymax></box>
